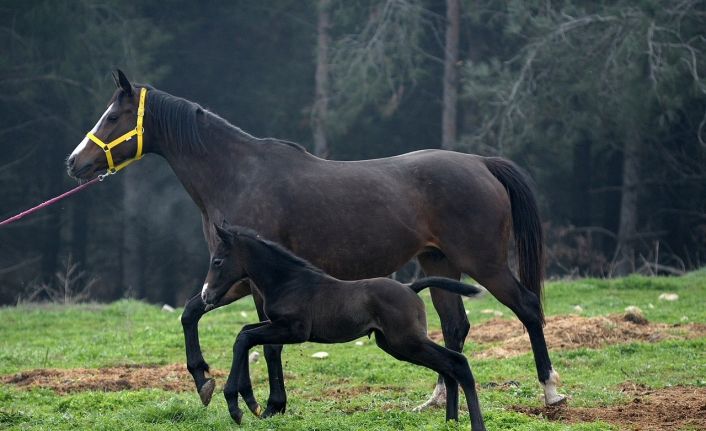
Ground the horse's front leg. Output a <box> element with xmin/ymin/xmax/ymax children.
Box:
<box><xmin>182</xmin><ymin>280</ymin><xmax>251</xmax><ymax>406</ymax></box>
<box><xmin>252</xmin><ymin>290</ymin><xmax>288</xmax><ymax>418</ymax></box>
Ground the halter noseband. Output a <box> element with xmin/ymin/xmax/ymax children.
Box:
<box><xmin>86</xmin><ymin>87</ymin><xmax>147</xmax><ymax>177</ymax></box>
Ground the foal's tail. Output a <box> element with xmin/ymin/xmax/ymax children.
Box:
<box><xmin>483</xmin><ymin>157</ymin><xmax>545</xmax><ymax>323</ymax></box>
<box><xmin>408</xmin><ymin>277</ymin><xmax>483</xmax><ymax>297</ymax></box>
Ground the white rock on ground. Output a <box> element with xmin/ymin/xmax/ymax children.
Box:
<box><xmin>573</xmin><ymin>305</ymin><xmax>584</xmax><ymax>313</ymax></box>
<box><xmin>162</xmin><ymin>304</ymin><xmax>175</xmax><ymax>312</ymax></box>
<box><xmin>355</xmin><ymin>341</ymin><xmax>364</xmax><ymax>346</ymax></box>
<box><xmin>249</xmin><ymin>351</ymin><xmax>260</xmax><ymax>363</ymax></box>
<box><xmin>658</xmin><ymin>293</ymin><xmax>679</xmax><ymax>301</ymax></box>
<box><xmin>311</xmin><ymin>351</ymin><xmax>329</xmax><ymax>359</ymax></box>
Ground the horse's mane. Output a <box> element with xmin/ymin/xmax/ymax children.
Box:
<box><xmin>230</xmin><ymin>226</ymin><xmax>326</xmax><ymax>277</ymax></box>
<box><xmin>141</xmin><ymin>85</ymin><xmax>307</xmax><ymax>154</ymax></box>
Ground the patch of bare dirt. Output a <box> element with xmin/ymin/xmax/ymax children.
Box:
<box><xmin>429</xmin><ymin>315</ymin><xmax>706</xmax><ymax>359</ymax></box>
<box><xmin>511</xmin><ymin>384</ymin><xmax>706</xmax><ymax>431</ymax></box>
<box><xmin>1</xmin><ymin>364</ymin><xmax>226</xmax><ymax>394</ymax></box>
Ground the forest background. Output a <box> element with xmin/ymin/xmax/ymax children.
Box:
<box><xmin>1</xmin><ymin>0</ymin><xmax>704</xmax><ymax>306</ymax></box>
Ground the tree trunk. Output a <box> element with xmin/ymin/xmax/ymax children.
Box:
<box><xmin>441</xmin><ymin>0</ymin><xmax>460</xmax><ymax>150</ymax></box>
<box><xmin>614</xmin><ymin>131</ymin><xmax>640</xmax><ymax>275</ymax></box>
<box><xmin>313</xmin><ymin>0</ymin><xmax>331</xmax><ymax>158</ymax></box>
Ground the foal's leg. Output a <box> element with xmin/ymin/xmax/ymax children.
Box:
<box><xmin>251</xmin><ymin>291</ymin><xmax>288</xmax><ymax>418</ymax></box>
<box><xmin>414</xmin><ymin>252</ymin><xmax>467</xmax><ymax>412</ymax></box>
<box><xmin>224</xmin><ymin>322</ymin><xmax>307</xmax><ymax>424</ymax></box>
<box><xmin>182</xmin><ymin>281</ymin><xmax>251</xmax><ymax>405</ymax></box>
<box><xmin>411</xmin><ymin>341</ymin><xmax>485</xmax><ymax>431</ymax></box>
<box><xmin>375</xmin><ymin>333</ymin><xmax>459</xmax><ymax>421</ymax></box>
<box><xmin>474</xmin><ymin>267</ymin><xmax>565</xmax><ymax>405</ymax></box>
<box><xmin>234</xmin><ymin>321</ymin><xmax>271</xmax><ymax>417</ymax></box>
<box><xmin>378</xmin><ymin>334</ymin><xmax>485</xmax><ymax>431</ymax></box>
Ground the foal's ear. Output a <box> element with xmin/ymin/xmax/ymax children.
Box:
<box><xmin>114</xmin><ymin>69</ymin><xmax>133</xmax><ymax>97</ymax></box>
<box><xmin>214</xmin><ymin>223</ymin><xmax>233</xmax><ymax>245</ymax></box>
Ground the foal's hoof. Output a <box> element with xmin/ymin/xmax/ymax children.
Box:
<box><xmin>198</xmin><ymin>378</ymin><xmax>216</xmax><ymax>406</ymax></box>
<box><xmin>545</xmin><ymin>393</ymin><xmax>568</xmax><ymax>406</ymax></box>
<box><xmin>230</xmin><ymin>407</ymin><xmax>244</xmax><ymax>425</ymax></box>
<box><xmin>246</xmin><ymin>402</ymin><xmax>263</xmax><ymax>417</ymax></box>
<box><xmin>261</xmin><ymin>403</ymin><xmax>286</xmax><ymax>418</ymax></box>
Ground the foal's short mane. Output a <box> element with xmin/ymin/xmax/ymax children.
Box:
<box><xmin>232</xmin><ymin>226</ymin><xmax>325</xmax><ymax>277</ymax></box>
<box><xmin>141</xmin><ymin>85</ymin><xmax>307</xmax><ymax>154</ymax></box>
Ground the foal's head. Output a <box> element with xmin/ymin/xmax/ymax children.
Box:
<box><xmin>201</xmin><ymin>224</ymin><xmax>249</xmax><ymax>306</ymax></box>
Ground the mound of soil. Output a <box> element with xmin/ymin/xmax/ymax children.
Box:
<box><xmin>1</xmin><ymin>364</ymin><xmax>225</xmax><ymax>394</ymax></box>
<box><xmin>511</xmin><ymin>384</ymin><xmax>706</xmax><ymax>431</ymax></box>
<box><xmin>429</xmin><ymin>315</ymin><xmax>706</xmax><ymax>358</ymax></box>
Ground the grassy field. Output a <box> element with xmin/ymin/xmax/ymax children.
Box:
<box><xmin>1</xmin><ymin>271</ymin><xmax>705</xmax><ymax>430</ymax></box>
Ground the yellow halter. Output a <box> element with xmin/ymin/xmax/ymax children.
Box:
<box><xmin>86</xmin><ymin>87</ymin><xmax>147</xmax><ymax>176</ymax></box>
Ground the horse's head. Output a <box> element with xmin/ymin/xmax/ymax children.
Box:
<box><xmin>67</xmin><ymin>69</ymin><xmax>148</xmax><ymax>180</ymax></box>
<box><xmin>202</xmin><ymin>223</ymin><xmax>248</xmax><ymax>306</ymax></box>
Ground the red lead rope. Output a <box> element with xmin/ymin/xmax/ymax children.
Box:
<box><xmin>0</xmin><ymin>176</ymin><xmax>101</xmax><ymax>227</ymax></box>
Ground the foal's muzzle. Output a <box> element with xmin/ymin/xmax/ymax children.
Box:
<box><xmin>201</xmin><ymin>282</ymin><xmax>223</xmax><ymax>308</ymax></box>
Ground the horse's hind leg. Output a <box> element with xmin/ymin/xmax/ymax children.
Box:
<box><xmin>413</xmin><ymin>251</ymin><xmax>467</xmax><ymax>413</ymax></box>
<box><xmin>474</xmin><ymin>267</ymin><xmax>565</xmax><ymax>405</ymax></box>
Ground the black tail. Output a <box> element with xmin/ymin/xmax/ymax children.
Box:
<box><xmin>483</xmin><ymin>157</ymin><xmax>545</xmax><ymax>323</ymax></box>
<box><xmin>408</xmin><ymin>276</ymin><xmax>483</xmax><ymax>297</ymax></box>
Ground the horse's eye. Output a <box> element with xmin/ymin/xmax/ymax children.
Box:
<box><xmin>107</xmin><ymin>114</ymin><xmax>119</xmax><ymax>122</ymax></box>
<box><xmin>212</xmin><ymin>258</ymin><xmax>224</xmax><ymax>268</ymax></box>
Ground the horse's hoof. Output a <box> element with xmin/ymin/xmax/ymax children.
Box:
<box><xmin>545</xmin><ymin>393</ymin><xmax>567</xmax><ymax>406</ymax></box>
<box><xmin>198</xmin><ymin>378</ymin><xmax>216</xmax><ymax>406</ymax></box>
<box><xmin>261</xmin><ymin>403</ymin><xmax>286</xmax><ymax>418</ymax></box>
<box><xmin>230</xmin><ymin>407</ymin><xmax>244</xmax><ymax>425</ymax></box>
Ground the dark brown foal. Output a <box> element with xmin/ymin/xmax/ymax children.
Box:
<box><xmin>201</xmin><ymin>224</ymin><xmax>487</xmax><ymax>431</ymax></box>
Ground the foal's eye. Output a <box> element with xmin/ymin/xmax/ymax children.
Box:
<box><xmin>212</xmin><ymin>258</ymin><xmax>224</xmax><ymax>268</ymax></box>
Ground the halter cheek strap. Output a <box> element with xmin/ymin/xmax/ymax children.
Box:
<box><xmin>86</xmin><ymin>87</ymin><xmax>148</xmax><ymax>176</ymax></box>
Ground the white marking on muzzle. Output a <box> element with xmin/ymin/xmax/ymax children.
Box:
<box><xmin>201</xmin><ymin>282</ymin><xmax>209</xmax><ymax>303</ymax></box>
<box><xmin>70</xmin><ymin>103</ymin><xmax>114</xmax><ymax>158</ymax></box>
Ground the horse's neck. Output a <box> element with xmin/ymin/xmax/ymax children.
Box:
<box><xmin>157</xmin><ymin>122</ymin><xmax>257</xmax><ymax>217</ymax></box>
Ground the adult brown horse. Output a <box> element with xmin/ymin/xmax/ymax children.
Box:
<box><xmin>66</xmin><ymin>70</ymin><xmax>565</xmax><ymax>417</ymax></box>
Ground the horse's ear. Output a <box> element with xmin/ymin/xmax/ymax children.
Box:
<box><xmin>214</xmin><ymin>223</ymin><xmax>233</xmax><ymax>245</ymax></box>
<box><xmin>111</xmin><ymin>71</ymin><xmax>120</xmax><ymax>88</ymax></box>
<box><xmin>115</xmin><ymin>69</ymin><xmax>133</xmax><ymax>96</ymax></box>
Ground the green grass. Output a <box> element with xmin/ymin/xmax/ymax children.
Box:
<box><xmin>1</xmin><ymin>272</ymin><xmax>704</xmax><ymax>430</ymax></box>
